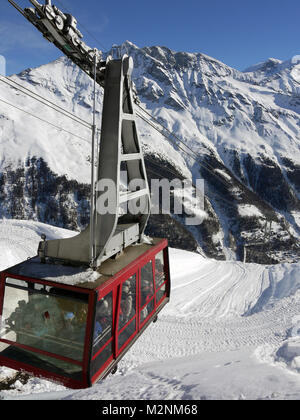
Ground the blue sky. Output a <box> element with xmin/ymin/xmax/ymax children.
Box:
<box><xmin>1</xmin><ymin>0</ymin><xmax>300</xmax><ymax>75</ymax></box>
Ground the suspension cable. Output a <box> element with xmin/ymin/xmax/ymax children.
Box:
<box><xmin>7</xmin><ymin>0</ymin><xmax>26</xmax><ymax>17</ymax></box>
<box><xmin>144</xmin><ymin>154</ymin><xmax>244</xmax><ymax>211</ymax></box>
<box><xmin>0</xmin><ymin>97</ymin><xmax>91</xmax><ymax>143</ymax></box>
<box><xmin>136</xmin><ymin>103</ymin><xmax>233</xmax><ymax>184</ymax></box>
<box><xmin>0</xmin><ymin>76</ymin><xmax>93</xmax><ymax>130</ymax></box>
<box><xmin>136</xmin><ymin>107</ymin><xmax>234</xmax><ymax>191</ymax></box>
<box><xmin>55</xmin><ymin>0</ymin><xmax>109</xmax><ymax>53</ymax></box>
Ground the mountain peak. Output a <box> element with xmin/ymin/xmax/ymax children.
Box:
<box><xmin>243</xmin><ymin>58</ymin><xmax>282</xmax><ymax>73</ymax></box>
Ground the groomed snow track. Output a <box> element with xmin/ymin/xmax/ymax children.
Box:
<box><xmin>1</xmin><ymin>220</ymin><xmax>300</xmax><ymax>399</ymax></box>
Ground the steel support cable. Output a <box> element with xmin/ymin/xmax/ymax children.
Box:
<box><xmin>137</xmin><ymin>110</ymin><xmax>251</xmax><ymax>211</ymax></box>
<box><xmin>136</xmin><ymin>105</ymin><xmax>231</xmax><ymax>183</ymax></box>
<box><xmin>0</xmin><ymin>76</ymin><xmax>93</xmax><ymax>130</ymax></box>
<box><xmin>7</xmin><ymin>0</ymin><xmax>236</xmax><ymax>206</ymax></box>
<box><xmin>1</xmin><ymin>81</ymin><xmax>239</xmax><ymax>208</ymax></box>
<box><xmin>136</xmin><ymin>111</ymin><xmax>199</xmax><ymax>163</ymax></box>
<box><xmin>8</xmin><ymin>0</ymin><xmax>108</xmax><ymax>52</ymax></box>
<box><xmin>7</xmin><ymin>0</ymin><xmax>26</xmax><ymax>17</ymax></box>
<box><xmin>7</xmin><ymin>1</ymin><xmax>242</xmax><ymax>189</ymax></box>
<box><xmin>145</xmin><ymin>154</ymin><xmax>243</xmax><ymax>211</ymax></box>
<box><xmin>147</xmin><ymin>162</ymin><xmax>292</xmax><ymax>263</ymax></box>
<box><xmin>0</xmin><ymin>95</ymin><xmax>238</xmax><ymax>213</ymax></box>
<box><xmin>4</xmin><ymin>76</ymin><xmax>92</xmax><ymax>128</ymax></box>
<box><xmin>0</xmin><ymin>97</ymin><xmax>91</xmax><ymax>143</ymax></box>
<box><xmin>143</xmin><ymin>121</ymin><xmax>246</xmax><ymax>210</ymax></box>
<box><xmin>55</xmin><ymin>0</ymin><xmax>109</xmax><ymax>53</ymax></box>
<box><xmin>0</xmin><ymin>97</ymin><xmax>258</xmax><ymax>214</ymax></box>
<box><xmin>136</xmin><ymin>103</ymin><xmax>233</xmax><ymax>189</ymax></box>
<box><xmin>136</xmin><ymin>109</ymin><xmax>233</xmax><ymax>191</ymax></box>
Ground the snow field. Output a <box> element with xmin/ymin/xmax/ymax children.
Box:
<box><xmin>1</xmin><ymin>220</ymin><xmax>300</xmax><ymax>399</ymax></box>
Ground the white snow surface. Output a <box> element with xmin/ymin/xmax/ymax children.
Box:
<box><xmin>1</xmin><ymin>220</ymin><xmax>300</xmax><ymax>400</ymax></box>
<box><xmin>0</xmin><ymin>55</ymin><xmax>191</xmax><ymax>183</ymax></box>
<box><xmin>2</xmin><ymin>46</ymin><xmax>300</xmax><ymax>185</ymax></box>
<box><xmin>238</xmin><ymin>204</ymin><xmax>264</xmax><ymax>219</ymax></box>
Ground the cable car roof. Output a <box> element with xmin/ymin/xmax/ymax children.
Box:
<box><xmin>3</xmin><ymin>238</ymin><xmax>167</xmax><ymax>291</ymax></box>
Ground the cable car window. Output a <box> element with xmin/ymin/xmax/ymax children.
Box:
<box><xmin>140</xmin><ymin>299</ymin><xmax>154</xmax><ymax>323</ymax></box>
<box><xmin>0</xmin><ymin>278</ymin><xmax>89</xmax><ymax>379</ymax></box>
<box><xmin>156</xmin><ymin>283</ymin><xmax>167</xmax><ymax>304</ymax></box>
<box><xmin>5</xmin><ymin>278</ymin><xmax>28</xmax><ymax>288</ymax></box>
<box><xmin>117</xmin><ymin>275</ymin><xmax>137</xmax><ymax>351</ymax></box>
<box><xmin>155</xmin><ymin>251</ymin><xmax>166</xmax><ymax>289</ymax></box>
<box><xmin>140</xmin><ymin>262</ymin><xmax>154</xmax><ymax>307</ymax></box>
<box><xmin>140</xmin><ymin>261</ymin><xmax>155</xmax><ymax>323</ymax></box>
<box><xmin>119</xmin><ymin>275</ymin><xmax>136</xmax><ymax>331</ymax></box>
<box><xmin>92</xmin><ymin>291</ymin><xmax>113</xmax><ymax>358</ymax></box>
<box><xmin>118</xmin><ymin>317</ymin><xmax>136</xmax><ymax>350</ymax></box>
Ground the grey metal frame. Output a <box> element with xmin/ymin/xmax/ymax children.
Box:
<box><xmin>38</xmin><ymin>56</ymin><xmax>151</xmax><ymax>267</ymax></box>
<box><xmin>9</xmin><ymin>0</ymin><xmax>151</xmax><ymax>268</ymax></box>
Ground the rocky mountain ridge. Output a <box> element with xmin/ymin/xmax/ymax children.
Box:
<box><xmin>1</xmin><ymin>42</ymin><xmax>300</xmax><ymax>263</ymax></box>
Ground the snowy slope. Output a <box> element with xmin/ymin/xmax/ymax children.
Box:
<box><xmin>3</xmin><ymin>45</ymin><xmax>298</xmax><ymax>182</ymax></box>
<box><xmin>130</xmin><ymin>43</ymin><xmax>300</xmax><ymax>167</ymax></box>
<box><xmin>0</xmin><ymin>58</ymin><xmax>102</xmax><ymax>183</ymax></box>
<box><xmin>1</xmin><ymin>43</ymin><xmax>300</xmax><ymax>263</ymax></box>
<box><xmin>1</xmin><ymin>220</ymin><xmax>300</xmax><ymax>400</ymax></box>
<box><xmin>0</xmin><ymin>56</ymin><xmax>188</xmax><ymax>184</ymax></box>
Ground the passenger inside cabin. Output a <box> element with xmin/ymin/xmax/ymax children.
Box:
<box><xmin>141</xmin><ymin>264</ymin><xmax>154</xmax><ymax>306</ymax></box>
<box><xmin>94</xmin><ymin>297</ymin><xmax>112</xmax><ymax>340</ymax></box>
<box><xmin>140</xmin><ymin>263</ymin><xmax>154</xmax><ymax>322</ymax></box>
<box><xmin>120</xmin><ymin>280</ymin><xmax>133</xmax><ymax>324</ymax></box>
<box><xmin>155</xmin><ymin>259</ymin><xmax>165</xmax><ymax>288</ymax></box>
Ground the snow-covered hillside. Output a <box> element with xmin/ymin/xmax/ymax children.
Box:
<box><xmin>1</xmin><ymin>220</ymin><xmax>300</xmax><ymax>400</ymax></box>
<box><xmin>1</xmin><ymin>43</ymin><xmax>300</xmax><ymax>263</ymax></box>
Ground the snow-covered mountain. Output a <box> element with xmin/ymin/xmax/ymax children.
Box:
<box><xmin>1</xmin><ymin>42</ymin><xmax>300</xmax><ymax>263</ymax></box>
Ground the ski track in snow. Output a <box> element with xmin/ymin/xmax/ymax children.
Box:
<box><xmin>121</xmin><ymin>275</ymin><xmax>300</xmax><ymax>370</ymax></box>
<box><xmin>1</xmin><ymin>220</ymin><xmax>300</xmax><ymax>399</ymax></box>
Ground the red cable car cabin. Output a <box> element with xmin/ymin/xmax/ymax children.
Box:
<box><xmin>0</xmin><ymin>238</ymin><xmax>170</xmax><ymax>389</ymax></box>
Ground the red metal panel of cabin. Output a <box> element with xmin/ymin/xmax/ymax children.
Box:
<box><xmin>96</xmin><ymin>239</ymin><xmax>168</xmax><ymax>296</ymax></box>
<box><xmin>0</xmin><ymin>272</ymin><xmax>5</xmax><ymax>319</ymax></box>
<box><xmin>90</xmin><ymin>239</ymin><xmax>170</xmax><ymax>384</ymax></box>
